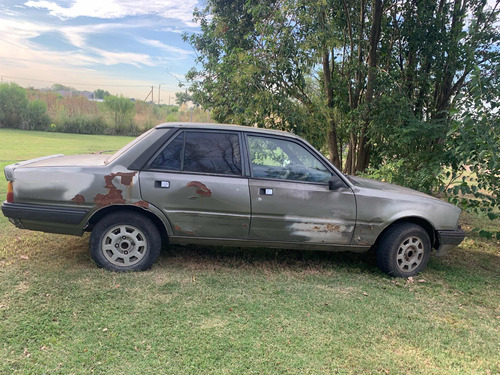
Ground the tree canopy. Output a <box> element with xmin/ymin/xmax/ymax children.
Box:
<box><xmin>185</xmin><ymin>0</ymin><xmax>498</xmax><ymax>175</ymax></box>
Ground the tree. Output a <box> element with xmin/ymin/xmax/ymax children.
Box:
<box><xmin>175</xmin><ymin>91</ymin><xmax>192</xmax><ymax>106</ymax></box>
<box><xmin>51</xmin><ymin>83</ymin><xmax>76</xmax><ymax>92</ymax></box>
<box><xmin>0</xmin><ymin>83</ymin><xmax>29</xmax><ymax>128</ymax></box>
<box><xmin>104</xmin><ymin>95</ymin><xmax>135</xmax><ymax>132</ymax></box>
<box><xmin>94</xmin><ymin>89</ymin><xmax>111</xmax><ymax>99</ymax></box>
<box><xmin>184</xmin><ymin>0</ymin><xmax>499</xmax><ymax>183</ymax></box>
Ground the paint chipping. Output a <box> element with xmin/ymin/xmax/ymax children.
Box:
<box><xmin>174</xmin><ymin>224</ymin><xmax>194</xmax><ymax>235</ymax></box>
<box><xmin>134</xmin><ymin>200</ymin><xmax>149</xmax><ymax>209</ymax></box>
<box><xmin>71</xmin><ymin>194</ymin><xmax>85</xmax><ymax>204</ymax></box>
<box><xmin>111</xmin><ymin>172</ymin><xmax>136</xmax><ymax>186</ymax></box>
<box><xmin>306</xmin><ymin>223</ymin><xmax>341</xmax><ymax>233</ymax></box>
<box><xmin>94</xmin><ymin>172</ymin><xmax>137</xmax><ymax>207</ymax></box>
<box><xmin>186</xmin><ymin>181</ymin><xmax>212</xmax><ymax>197</ymax></box>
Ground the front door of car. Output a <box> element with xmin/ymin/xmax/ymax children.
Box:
<box><xmin>246</xmin><ymin>135</ymin><xmax>356</xmax><ymax>245</ymax></box>
<box><xmin>140</xmin><ymin>130</ymin><xmax>250</xmax><ymax>238</ymax></box>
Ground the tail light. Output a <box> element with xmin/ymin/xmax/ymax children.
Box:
<box><xmin>7</xmin><ymin>182</ymin><xmax>14</xmax><ymax>203</ymax></box>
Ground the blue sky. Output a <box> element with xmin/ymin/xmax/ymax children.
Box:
<box><xmin>0</xmin><ymin>0</ymin><xmax>202</xmax><ymax>101</ymax></box>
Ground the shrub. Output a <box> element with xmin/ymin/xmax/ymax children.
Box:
<box><xmin>22</xmin><ymin>100</ymin><xmax>51</xmax><ymax>131</ymax></box>
<box><xmin>0</xmin><ymin>83</ymin><xmax>29</xmax><ymax>128</ymax></box>
<box><xmin>59</xmin><ymin>116</ymin><xmax>108</xmax><ymax>135</ymax></box>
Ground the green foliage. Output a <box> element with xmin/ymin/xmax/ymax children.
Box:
<box><xmin>185</xmin><ymin>0</ymin><xmax>499</xmax><ymax>177</ymax></box>
<box><xmin>58</xmin><ymin>116</ymin><xmax>108</xmax><ymax>135</ymax></box>
<box><xmin>443</xmin><ymin>65</ymin><xmax>500</xmax><ymax>239</ymax></box>
<box><xmin>366</xmin><ymin>94</ymin><xmax>446</xmax><ymax>193</ymax></box>
<box><xmin>175</xmin><ymin>91</ymin><xmax>193</xmax><ymax>106</ymax></box>
<box><xmin>51</xmin><ymin>83</ymin><xmax>76</xmax><ymax>92</ymax></box>
<box><xmin>184</xmin><ymin>0</ymin><xmax>327</xmax><ymax>150</ymax></box>
<box><xmin>0</xmin><ymin>83</ymin><xmax>29</xmax><ymax>128</ymax></box>
<box><xmin>23</xmin><ymin>100</ymin><xmax>51</xmax><ymax>131</ymax></box>
<box><xmin>104</xmin><ymin>95</ymin><xmax>136</xmax><ymax>133</ymax></box>
<box><xmin>94</xmin><ymin>89</ymin><xmax>111</xmax><ymax>99</ymax></box>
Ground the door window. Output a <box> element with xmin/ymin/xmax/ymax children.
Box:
<box><xmin>149</xmin><ymin>131</ymin><xmax>242</xmax><ymax>176</ymax></box>
<box><xmin>248</xmin><ymin>136</ymin><xmax>332</xmax><ymax>183</ymax></box>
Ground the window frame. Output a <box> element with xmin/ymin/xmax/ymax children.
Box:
<box><xmin>144</xmin><ymin>129</ymin><xmax>247</xmax><ymax>177</ymax></box>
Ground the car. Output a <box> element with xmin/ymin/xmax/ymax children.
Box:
<box><xmin>2</xmin><ymin>122</ymin><xmax>464</xmax><ymax>277</ymax></box>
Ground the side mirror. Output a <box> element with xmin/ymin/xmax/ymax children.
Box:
<box><xmin>328</xmin><ymin>178</ymin><xmax>343</xmax><ymax>191</ymax></box>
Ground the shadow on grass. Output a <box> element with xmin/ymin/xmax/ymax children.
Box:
<box><xmin>160</xmin><ymin>243</ymin><xmax>381</xmax><ymax>275</ymax></box>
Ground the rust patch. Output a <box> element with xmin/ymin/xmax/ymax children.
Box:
<box><xmin>94</xmin><ymin>172</ymin><xmax>137</xmax><ymax>207</ymax></box>
<box><xmin>307</xmin><ymin>223</ymin><xmax>341</xmax><ymax>233</ymax></box>
<box><xmin>134</xmin><ymin>200</ymin><xmax>149</xmax><ymax>209</ymax></box>
<box><xmin>326</xmin><ymin>224</ymin><xmax>340</xmax><ymax>232</ymax></box>
<box><xmin>174</xmin><ymin>224</ymin><xmax>194</xmax><ymax>235</ymax></box>
<box><xmin>110</xmin><ymin>172</ymin><xmax>137</xmax><ymax>186</ymax></box>
<box><xmin>71</xmin><ymin>194</ymin><xmax>85</xmax><ymax>205</ymax></box>
<box><xmin>186</xmin><ymin>181</ymin><xmax>212</xmax><ymax>197</ymax></box>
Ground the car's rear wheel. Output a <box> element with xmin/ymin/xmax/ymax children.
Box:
<box><xmin>377</xmin><ymin>223</ymin><xmax>431</xmax><ymax>278</ymax></box>
<box><xmin>90</xmin><ymin>212</ymin><xmax>161</xmax><ymax>271</ymax></box>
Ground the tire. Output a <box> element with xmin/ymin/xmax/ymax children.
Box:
<box><xmin>89</xmin><ymin>212</ymin><xmax>162</xmax><ymax>272</ymax></box>
<box><xmin>376</xmin><ymin>223</ymin><xmax>431</xmax><ymax>278</ymax></box>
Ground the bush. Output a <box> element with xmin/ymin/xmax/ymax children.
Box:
<box><xmin>0</xmin><ymin>83</ymin><xmax>29</xmax><ymax>128</ymax></box>
<box><xmin>59</xmin><ymin>116</ymin><xmax>108</xmax><ymax>135</ymax></box>
<box><xmin>22</xmin><ymin>100</ymin><xmax>51</xmax><ymax>131</ymax></box>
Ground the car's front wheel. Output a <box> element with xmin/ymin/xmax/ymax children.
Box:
<box><xmin>376</xmin><ymin>223</ymin><xmax>431</xmax><ymax>278</ymax></box>
<box><xmin>90</xmin><ymin>212</ymin><xmax>162</xmax><ymax>271</ymax></box>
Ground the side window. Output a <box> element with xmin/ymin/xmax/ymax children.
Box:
<box><xmin>184</xmin><ymin>132</ymin><xmax>241</xmax><ymax>175</ymax></box>
<box><xmin>248</xmin><ymin>136</ymin><xmax>332</xmax><ymax>183</ymax></box>
<box><xmin>149</xmin><ymin>132</ymin><xmax>183</xmax><ymax>170</ymax></box>
<box><xmin>149</xmin><ymin>131</ymin><xmax>242</xmax><ymax>176</ymax></box>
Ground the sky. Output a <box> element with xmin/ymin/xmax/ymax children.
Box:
<box><xmin>0</xmin><ymin>0</ymin><xmax>202</xmax><ymax>102</ymax></box>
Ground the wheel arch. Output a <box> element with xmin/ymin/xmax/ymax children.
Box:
<box><xmin>376</xmin><ymin>216</ymin><xmax>436</xmax><ymax>249</ymax></box>
<box><xmin>85</xmin><ymin>205</ymin><xmax>170</xmax><ymax>246</ymax></box>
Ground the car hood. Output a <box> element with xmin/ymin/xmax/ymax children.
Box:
<box><xmin>347</xmin><ymin>175</ymin><xmax>450</xmax><ymax>205</ymax></box>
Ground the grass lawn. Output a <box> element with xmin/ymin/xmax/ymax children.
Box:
<box><xmin>0</xmin><ymin>129</ymin><xmax>499</xmax><ymax>374</ymax></box>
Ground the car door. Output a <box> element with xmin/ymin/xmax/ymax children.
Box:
<box><xmin>140</xmin><ymin>130</ymin><xmax>250</xmax><ymax>238</ymax></box>
<box><xmin>246</xmin><ymin>135</ymin><xmax>356</xmax><ymax>245</ymax></box>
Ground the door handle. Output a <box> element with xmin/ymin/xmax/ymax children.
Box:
<box><xmin>155</xmin><ymin>181</ymin><xmax>170</xmax><ymax>188</ymax></box>
<box><xmin>259</xmin><ymin>188</ymin><xmax>273</xmax><ymax>195</ymax></box>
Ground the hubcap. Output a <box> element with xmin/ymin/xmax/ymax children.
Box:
<box><xmin>396</xmin><ymin>236</ymin><xmax>424</xmax><ymax>272</ymax></box>
<box><xmin>101</xmin><ymin>225</ymin><xmax>147</xmax><ymax>267</ymax></box>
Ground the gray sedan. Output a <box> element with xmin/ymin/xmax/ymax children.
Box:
<box><xmin>2</xmin><ymin>123</ymin><xmax>464</xmax><ymax>277</ymax></box>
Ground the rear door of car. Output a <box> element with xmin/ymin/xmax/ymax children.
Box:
<box><xmin>139</xmin><ymin>129</ymin><xmax>250</xmax><ymax>238</ymax></box>
<box><xmin>246</xmin><ymin>134</ymin><xmax>356</xmax><ymax>245</ymax></box>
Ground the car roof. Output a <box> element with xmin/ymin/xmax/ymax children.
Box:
<box><xmin>155</xmin><ymin>122</ymin><xmax>302</xmax><ymax>139</ymax></box>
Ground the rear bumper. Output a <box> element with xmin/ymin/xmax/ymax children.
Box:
<box><xmin>435</xmin><ymin>228</ymin><xmax>465</xmax><ymax>256</ymax></box>
<box><xmin>2</xmin><ymin>201</ymin><xmax>89</xmax><ymax>225</ymax></box>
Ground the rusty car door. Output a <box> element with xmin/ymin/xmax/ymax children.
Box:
<box><xmin>246</xmin><ymin>135</ymin><xmax>356</xmax><ymax>245</ymax></box>
<box><xmin>139</xmin><ymin>130</ymin><xmax>250</xmax><ymax>238</ymax></box>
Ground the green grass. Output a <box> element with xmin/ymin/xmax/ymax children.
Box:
<box><xmin>0</xmin><ymin>129</ymin><xmax>499</xmax><ymax>374</ymax></box>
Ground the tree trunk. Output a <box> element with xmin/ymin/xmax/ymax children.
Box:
<box><xmin>355</xmin><ymin>0</ymin><xmax>383</xmax><ymax>173</ymax></box>
<box><xmin>323</xmin><ymin>50</ymin><xmax>341</xmax><ymax>168</ymax></box>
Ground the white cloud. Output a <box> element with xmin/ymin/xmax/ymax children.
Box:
<box><xmin>24</xmin><ymin>0</ymin><xmax>200</xmax><ymax>27</ymax></box>
<box><xmin>59</xmin><ymin>22</ymin><xmax>143</xmax><ymax>49</ymax></box>
<box><xmin>0</xmin><ymin>17</ymin><xmax>157</xmax><ymax>69</ymax></box>
<box><xmin>136</xmin><ymin>37</ymin><xmax>193</xmax><ymax>58</ymax></box>
<box><xmin>89</xmin><ymin>48</ymin><xmax>156</xmax><ymax>67</ymax></box>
